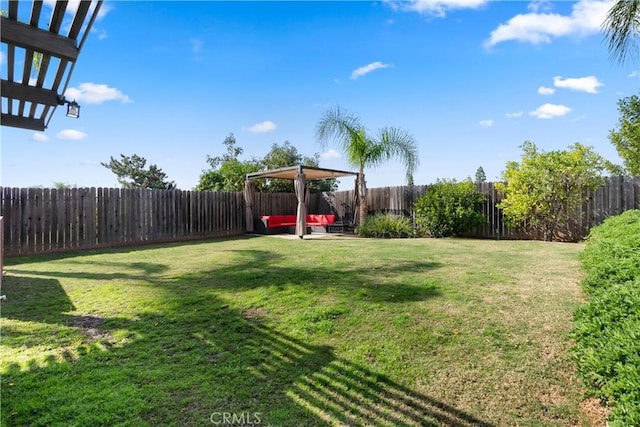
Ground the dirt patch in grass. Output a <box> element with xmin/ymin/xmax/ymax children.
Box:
<box><xmin>72</xmin><ymin>314</ymin><xmax>112</xmax><ymax>342</ymax></box>
<box><xmin>243</xmin><ymin>306</ymin><xmax>269</xmax><ymax>321</ymax></box>
<box><xmin>537</xmin><ymin>384</ymin><xmax>570</xmax><ymax>407</ymax></box>
<box><xmin>580</xmin><ymin>397</ymin><xmax>609</xmax><ymax>427</ymax></box>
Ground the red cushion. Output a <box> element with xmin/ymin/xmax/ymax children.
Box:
<box><xmin>260</xmin><ymin>215</ymin><xmax>296</xmax><ymax>227</ymax></box>
<box><xmin>260</xmin><ymin>214</ymin><xmax>336</xmax><ymax>227</ymax></box>
<box><xmin>306</xmin><ymin>214</ymin><xmax>336</xmax><ymax>225</ymax></box>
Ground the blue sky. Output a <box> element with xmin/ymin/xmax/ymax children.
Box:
<box><xmin>1</xmin><ymin>0</ymin><xmax>638</xmax><ymax>191</ymax></box>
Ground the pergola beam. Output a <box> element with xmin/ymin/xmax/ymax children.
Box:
<box><xmin>0</xmin><ymin>17</ymin><xmax>79</xmax><ymax>62</ymax></box>
<box><xmin>1</xmin><ymin>114</ymin><xmax>45</xmax><ymax>131</ymax></box>
<box><xmin>1</xmin><ymin>79</ymin><xmax>61</xmax><ymax>107</ymax></box>
<box><xmin>247</xmin><ymin>165</ymin><xmax>358</xmax><ymax>181</ymax></box>
<box><xmin>2</xmin><ymin>1</ymin><xmax>102</xmax><ymax>131</ymax></box>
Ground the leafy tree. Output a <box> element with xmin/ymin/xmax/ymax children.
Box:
<box><xmin>609</xmin><ymin>94</ymin><xmax>640</xmax><ymax>175</ymax></box>
<box><xmin>603</xmin><ymin>0</ymin><xmax>640</xmax><ymax>65</ymax></box>
<box><xmin>196</xmin><ymin>135</ymin><xmax>337</xmax><ymax>193</ymax></box>
<box><xmin>496</xmin><ymin>141</ymin><xmax>609</xmax><ymax>241</ymax></box>
<box><xmin>474</xmin><ymin>166</ymin><xmax>487</xmax><ymax>184</ymax></box>
<box><xmin>414</xmin><ymin>179</ymin><xmax>486</xmax><ymax>238</ymax></box>
<box><xmin>204</xmin><ymin>133</ymin><xmax>249</xmax><ymax>173</ymax></box>
<box><xmin>316</xmin><ymin>106</ymin><xmax>419</xmax><ymax>223</ymax></box>
<box><xmin>259</xmin><ymin>141</ymin><xmax>338</xmax><ymax>193</ymax></box>
<box><xmin>53</xmin><ymin>182</ymin><xmax>76</xmax><ymax>189</ymax></box>
<box><xmin>196</xmin><ymin>134</ymin><xmax>260</xmax><ymax>192</ymax></box>
<box><xmin>102</xmin><ymin>154</ymin><xmax>176</xmax><ymax>190</ymax></box>
<box><xmin>196</xmin><ymin>161</ymin><xmax>259</xmax><ymax>192</ymax></box>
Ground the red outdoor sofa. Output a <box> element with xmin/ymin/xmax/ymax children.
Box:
<box><xmin>259</xmin><ymin>214</ymin><xmax>336</xmax><ymax>228</ymax></box>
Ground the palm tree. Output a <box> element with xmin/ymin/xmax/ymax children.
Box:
<box><xmin>316</xmin><ymin>106</ymin><xmax>419</xmax><ymax>224</ymax></box>
<box><xmin>603</xmin><ymin>0</ymin><xmax>640</xmax><ymax>65</ymax></box>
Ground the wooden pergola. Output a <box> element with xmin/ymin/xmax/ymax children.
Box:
<box><xmin>1</xmin><ymin>0</ymin><xmax>103</xmax><ymax>131</ymax></box>
<box><xmin>245</xmin><ymin>165</ymin><xmax>358</xmax><ymax>238</ymax></box>
<box><xmin>1</xmin><ymin>0</ymin><xmax>103</xmax><ymax>296</ymax></box>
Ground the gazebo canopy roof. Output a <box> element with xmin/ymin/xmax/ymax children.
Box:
<box><xmin>1</xmin><ymin>0</ymin><xmax>103</xmax><ymax>131</ymax></box>
<box><xmin>246</xmin><ymin>165</ymin><xmax>358</xmax><ymax>181</ymax></box>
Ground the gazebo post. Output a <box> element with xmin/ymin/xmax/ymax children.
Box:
<box><xmin>0</xmin><ymin>216</ymin><xmax>4</xmax><ymax>300</ymax></box>
<box><xmin>244</xmin><ymin>178</ymin><xmax>255</xmax><ymax>233</ymax></box>
<box><xmin>294</xmin><ymin>168</ymin><xmax>307</xmax><ymax>239</ymax></box>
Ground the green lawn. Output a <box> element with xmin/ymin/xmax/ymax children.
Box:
<box><xmin>1</xmin><ymin>236</ymin><xmax>596</xmax><ymax>426</ymax></box>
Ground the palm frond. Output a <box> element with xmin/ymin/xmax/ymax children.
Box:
<box><xmin>315</xmin><ymin>106</ymin><xmax>362</xmax><ymax>148</ymax></box>
<box><xmin>315</xmin><ymin>106</ymin><xmax>420</xmax><ymax>183</ymax></box>
<box><xmin>315</xmin><ymin>106</ymin><xmax>367</xmax><ymax>168</ymax></box>
<box><xmin>603</xmin><ymin>0</ymin><xmax>640</xmax><ymax>65</ymax></box>
<box><xmin>376</xmin><ymin>127</ymin><xmax>420</xmax><ymax>184</ymax></box>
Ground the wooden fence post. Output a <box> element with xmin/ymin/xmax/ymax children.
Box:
<box><xmin>1</xmin><ymin>216</ymin><xmax>5</xmax><ymax>300</ymax></box>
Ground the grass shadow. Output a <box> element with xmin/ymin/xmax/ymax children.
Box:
<box><xmin>0</xmin><ymin>275</ymin><xmax>75</xmax><ymax>324</ymax></box>
<box><xmin>2</xmin><ymin>235</ymin><xmax>259</xmax><ymax>265</ymax></box>
<box><xmin>5</xmin><ymin>248</ymin><xmax>441</xmax><ymax>305</ymax></box>
<box><xmin>9</xmin><ymin>260</ymin><xmax>170</xmax><ymax>281</ymax></box>
<box><xmin>181</xmin><ymin>249</ymin><xmax>444</xmax><ymax>304</ymax></box>
<box><xmin>2</xmin><ymin>288</ymin><xmax>492</xmax><ymax>426</ymax></box>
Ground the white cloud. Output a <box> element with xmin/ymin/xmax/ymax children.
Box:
<box><xmin>32</xmin><ymin>133</ymin><xmax>49</xmax><ymax>142</ymax></box>
<box><xmin>319</xmin><ymin>149</ymin><xmax>342</xmax><ymax>160</ymax></box>
<box><xmin>385</xmin><ymin>0</ymin><xmax>488</xmax><ymax>18</ymax></box>
<box><xmin>351</xmin><ymin>62</ymin><xmax>391</xmax><ymax>80</ymax></box>
<box><xmin>65</xmin><ymin>83</ymin><xmax>132</xmax><ymax>104</ymax></box>
<box><xmin>0</xmin><ymin>51</ymin><xmax>5</xmax><ymax>65</ymax></box>
<box><xmin>44</xmin><ymin>0</ymin><xmax>109</xmax><ymax>20</ymax></box>
<box><xmin>505</xmin><ymin>111</ymin><xmax>524</xmax><ymax>118</ymax></box>
<box><xmin>95</xmin><ymin>28</ymin><xmax>108</xmax><ymax>40</ymax></box>
<box><xmin>553</xmin><ymin>75</ymin><xmax>603</xmax><ymax>93</ymax></box>
<box><xmin>530</xmin><ymin>103</ymin><xmax>571</xmax><ymax>119</ymax></box>
<box><xmin>485</xmin><ymin>0</ymin><xmax>615</xmax><ymax>47</ymax></box>
<box><xmin>628</xmin><ymin>71</ymin><xmax>639</xmax><ymax>78</ymax></box>
<box><xmin>538</xmin><ymin>86</ymin><xmax>556</xmax><ymax>95</ymax></box>
<box><xmin>95</xmin><ymin>3</ymin><xmax>110</xmax><ymax>20</ymax></box>
<box><xmin>527</xmin><ymin>0</ymin><xmax>554</xmax><ymax>13</ymax></box>
<box><xmin>479</xmin><ymin>119</ymin><xmax>494</xmax><ymax>128</ymax></box>
<box><xmin>57</xmin><ymin>129</ymin><xmax>88</xmax><ymax>140</ymax></box>
<box><xmin>247</xmin><ymin>121</ymin><xmax>277</xmax><ymax>133</ymax></box>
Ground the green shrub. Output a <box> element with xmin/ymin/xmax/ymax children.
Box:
<box><xmin>571</xmin><ymin>210</ymin><xmax>640</xmax><ymax>426</ymax></box>
<box><xmin>413</xmin><ymin>179</ymin><xmax>486</xmax><ymax>238</ymax></box>
<box><xmin>357</xmin><ymin>213</ymin><xmax>413</xmax><ymax>238</ymax></box>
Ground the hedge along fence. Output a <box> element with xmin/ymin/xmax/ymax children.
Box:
<box><xmin>571</xmin><ymin>210</ymin><xmax>640</xmax><ymax>426</ymax></box>
<box><xmin>0</xmin><ymin>187</ymin><xmax>245</xmax><ymax>256</ymax></box>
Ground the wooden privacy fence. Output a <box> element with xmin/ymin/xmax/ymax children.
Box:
<box><xmin>0</xmin><ymin>187</ymin><xmax>245</xmax><ymax>256</ymax></box>
<box><xmin>1</xmin><ymin>176</ymin><xmax>638</xmax><ymax>256</ymax></box>
<box><xmin>221</xmin><ymin>175</ymin><xmax>640</xmax><ymax>241</ymax></box>
<box><xmin>309</xmin><ymin>185</ymin><xmax>429</xmax><ymax>224</ymax></box>
<box><xmin>309</xmin><ymin>176</ymin><xmax>640</xmax><ymax>241</ymax></box>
